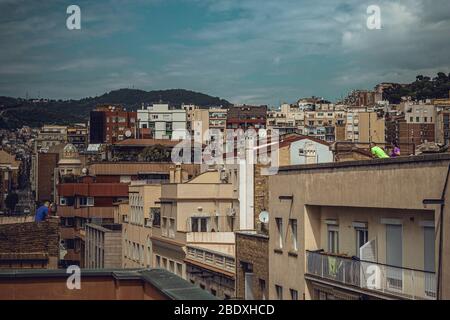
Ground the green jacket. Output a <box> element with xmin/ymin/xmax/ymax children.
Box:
<box><xmin>371</xmin><ymin>146</ymin><xmax>389</xmax><ymax>159</ymax></box>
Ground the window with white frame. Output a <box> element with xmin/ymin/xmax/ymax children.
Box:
<box><xmin>79</xmin><ymin>197</ymin><xmax>94</xmax><ymax>207</ymax></box>
<box><xmin>289</xmin><ymin>219</ymin><xmax>298</xmax><ymax>252</ymax></box>
<box><xmin>327</xmin><ymin>225</ymin><xmax>339</xmax><ymax>254</ymax></box>
<box><xmin>275</xmin><ymin>218</ymin><xmax>283</xmax><ymax>249</ymax></box>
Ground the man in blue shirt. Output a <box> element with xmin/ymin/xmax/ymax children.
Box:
<box><xmin>35</xmin><ymin>201</ymin><xmax>50</xmax><ymax>222</ymax></box>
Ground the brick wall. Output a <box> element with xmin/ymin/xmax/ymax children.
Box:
<box><xmin>0</xmin><ymin>218</ymin><xmax>60</xmax><ymax>268</ymax></box>
<box><xmin>37</xmin><ymin>152</ymin><xmax>59</xmax><ymax>202</ymax></box>
<box><xmin>254</xmin><ymin>164</ymin><xmax>269</xmax><ymax>225</ymax></box>
<box><xmin>235</xmin><ymin>232</ymin><xmax>269</xmax><ymax>300</ymax></box>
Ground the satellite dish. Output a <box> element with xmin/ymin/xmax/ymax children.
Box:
<box><xmin>125</xmin><ymin>130</ymin><xmax>132</xmax><ymax>138</ymax></box>
<box><xmin>259</xmin><ymin>211</ymin><xmax>269</xmax><ymax>224</ymax></box>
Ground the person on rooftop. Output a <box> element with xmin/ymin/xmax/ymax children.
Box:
<box><xmin>35</xmin><ymin>201</ymin><xmax>50</xmax><ymax>222</ymax></box>
<box><xmin>370</xmin><ymin>142</ymin><xmax>390</xmax><ymax>159</ymax></box>
<box><xmin>390</xmin><ymin>143</ymin><xmax>401</xmax><ymax>157</ymax></box>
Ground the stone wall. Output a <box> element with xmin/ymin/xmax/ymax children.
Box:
<box><xmin>235</xmin><ymin>231</ymin><xmax>269</xmax><ymax>300</ymax></box>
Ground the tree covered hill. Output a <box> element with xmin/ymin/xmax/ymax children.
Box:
<box><xmin>0</xmin><ymin>88</ymin><xmax>232</xmax><ymax>129</ymax></box>
<box><xmin>383</xmin><ymin>72</ymin><xmax>450</xmax><ymax>104</ymax></box>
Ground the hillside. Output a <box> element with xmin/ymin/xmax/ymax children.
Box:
<box><xmin>0</xmin><ymin>89</ymin><xmax>232</xmax><ymax>129</ymax></box>
<box><xmin>383</xmin><ymin>72</ymin><xmax>450</xmax><ymax>104</ymax></box>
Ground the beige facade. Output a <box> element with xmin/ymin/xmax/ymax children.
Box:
<box><xmin>122</xmin><ymin>182</ymin><xmax>161</xmax><ymax>268</ymax></box>
<box><xmin>346</xmin><ymin>111</ymin><xmax>385</xmax><ymax>143</ymax></box>
<box><xmin>151</xmin><ymin>170</ymin><xmax>238</xmax><ymax>299</ymax></box>
<box><xmin>85</xmin><ymin>223</ymin><xmax>122</xmax><ymax>269</ymax></box>
<box><xmin>268</xmin><ymin>154</ymin><xmax>450</xmax><ymax>300</ymax></box>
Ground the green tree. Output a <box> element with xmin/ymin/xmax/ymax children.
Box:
<box><xmin>140</xmin><ymin>144</ymin><xmax>171</xmax><ymax>162</ymax></box>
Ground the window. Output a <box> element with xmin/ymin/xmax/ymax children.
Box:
<box><xmin>290</xmin><ymin>289</ymin><xmax>298</xmax><ymax>300</ymax></box>
<box><xmin>259</xmin><ymin>279</ymin><xmax>266</xmax><ymax>300</ymax></box>
<box><xmin>424</xmin><ymin>226</ymin><xmax>436</xmax><ymax>298</ymax></box>
<box><xmin>289</xmin><ymin>219</ymin><xmax>298</xmax><ymax>252</ymax></box>
<box><xmin>275</xmin><ymin>285</ymin><xmax>283</xmax><ymax>300</ymax></box>
<box><xmin>169</xmin><ymin>260</ymin><xmax>175</xmax><ymax>273</ymax></box>
<box><xmin>151</xmin><ymin>208</ymin><xmax>161</xmax><ymax>227</ymax></box>
<box><xmin>79</xmin><ymin>197</ymin><xmax>94</xmax><ymax>207</ymax></box>
<box><xmin>176</xmin><ymin>263</ymin><xmax>183</xmax><ymax>277</ymax></box>
<box><xmin>275</xmin><ymin>218</ymin><xmax>283</xmax><ymax>249</ymax></box>
<box><xmin>386</xmin><ymin>224</ymin><xmax>403</xmax><ymax>290</ymax></box>
<box><xmin>191</xmin><ymin>217</ymin><xmax>208</xmax><ymax>232</ymax></box>
<box><xmin>156</xmin><ymin>255</ymin><xmax>161</xmax><ymax>268</ymax></box>
<box><xmin>355</xmin><ymin>228</ymin><xmax>368</xmax><ymax>257</ymax></box>
<box><xmin>169</xmin><ymin>218</ymin><xmax>175</xmax><ymax>238</ymax></box>
<box><xmin>59</xmin><ymin>197</ymin><xmax>74</xmax><ymax>206</ymax></box>
<box><xmin>162</xmin><ymin>257</ymin><xmax>167</xmax><ymax>269</ymax></box>
<box><xmin>327</xmin><ymin>225</ymin><xmax>339</xmax><ymax>254</ymax></box>
<box><xmin>162</xmin><ymin>217</ymin><xmax>167</xmax><ymax>236</ymax></box>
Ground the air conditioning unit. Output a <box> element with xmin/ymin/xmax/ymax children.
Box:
<box><xmin>226</xmin><ymin>208</ymin><xmax>236</xmax><ymax>217</ymax></box>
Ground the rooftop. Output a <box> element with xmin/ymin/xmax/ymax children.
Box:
<box><xmin>0</xmin><ymin>268</ymin><xmax>218</xmax><ymax>300</ymax></box>
<box><xmin>278</xmin><ymin>153</ymin><xmax>450</xmax><ymax>174</ymax></box>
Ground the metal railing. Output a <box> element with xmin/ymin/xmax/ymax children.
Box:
<box><xmin>306</xmin><ymin>251</ymin><xmax>436</xmax><ymax>300</ymax></box>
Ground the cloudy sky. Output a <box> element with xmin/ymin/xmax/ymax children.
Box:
<box><xmin>0</xmin><ymin>0</ymin><xmax>449</xmax><ymax>105</ymax></box>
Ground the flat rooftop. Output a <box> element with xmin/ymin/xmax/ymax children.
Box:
<box><xmin>278</xmin><ymin>153</ymin><xmax>450</xmax><ymax>174</ymax></box>
<box><xmin>0</xmin><ymin>268</ymin><xmax>218</xmax><ymax>300</ymax></box>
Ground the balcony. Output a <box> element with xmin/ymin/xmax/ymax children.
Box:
<box><xmin>186</xmin><ymin>246</ymin><xmax>235</xmax><ymax>274</ymax></box>
<box><xmin>306</xmin><ymin>250</ymin><xmax>436</xmax><ymax>300</ymax></box>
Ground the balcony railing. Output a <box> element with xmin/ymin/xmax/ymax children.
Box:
<box><xmin>186</xmin><ymin>246</ymin><xmax>235</xmax><ymax>274</ymax></box>
<box><xmin>306</xmin><ymin>250</ymin><xmax>436</xmax><ymax>300</ymax></box>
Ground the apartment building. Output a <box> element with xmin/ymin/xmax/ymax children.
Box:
<box><xmin>0</xmin><ymin>149</ymin><xmax>20</xmax><ymax>211</ymax></box>
<box><xmin>34</xmin><ymin>125</ymin><xmax>67</xmax><ymax>152</ymax></box>
<box><xmin>67</xmin><ymin>124</ymin><xmax>89</xmax><ymax>152</ymax></box>
<box><xmin>208</xmin><ymin>108</ymin><xmax>228</xmax><ymax>133</ymax></box>
<box><xmin>85</xmin><ymin>223</ymin><xmax>122</xmax><ymax>269</ymax></box>
<box><xmin>122</xmin><ymin>182</ymin><xmax>162</xmax><ymax>269</ymax></box>
<box><xmin>227</xmin><ymin>105</ymin><xmax>267</xmax><ymax>131</ymax></box>
<box><xmin>57</xmin><ymin>175</ymin><xmax>129</xmax><ymax>267</ymax></box>
<box><xmin>396</xmin><ymin>101</ymin><xmax>437</xmax><ymax>154</ymax></box>
<box><xmin>151</xmin><ymin>169</ymin><xmax>240</xmax><ymax>299</ymax></box>
<box><xmin>32</xmin><ymin>143</ymin><xmax>66</xmax><ymax>203</ymax></box>
<box><xmin>89</xmin><ymin>105</ymin><xmax>137</xmax><ymax>144</ymax></box>
<box><xmin>268</xmin><ymin>154</ymin><xmax>450</xmax><ymax>300</ymax></box>
<box><xmin>137</xmin><ymin>103</ymin><xmax>187</xmax><ymax>140</ymax></box>
<box><xmin>434</xmin><ymin>98</ymin><xmax>450</xmax><ymax>145</ymax></box>
<box><xmin>267</xmin><ymin>104</ymin><xmax>304</xmax><ymax>136</ymax></box>
<box><xmin>346</xmin><ymin>110</ymin><xmax>385</xmax><ymax>144</ymax></box>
